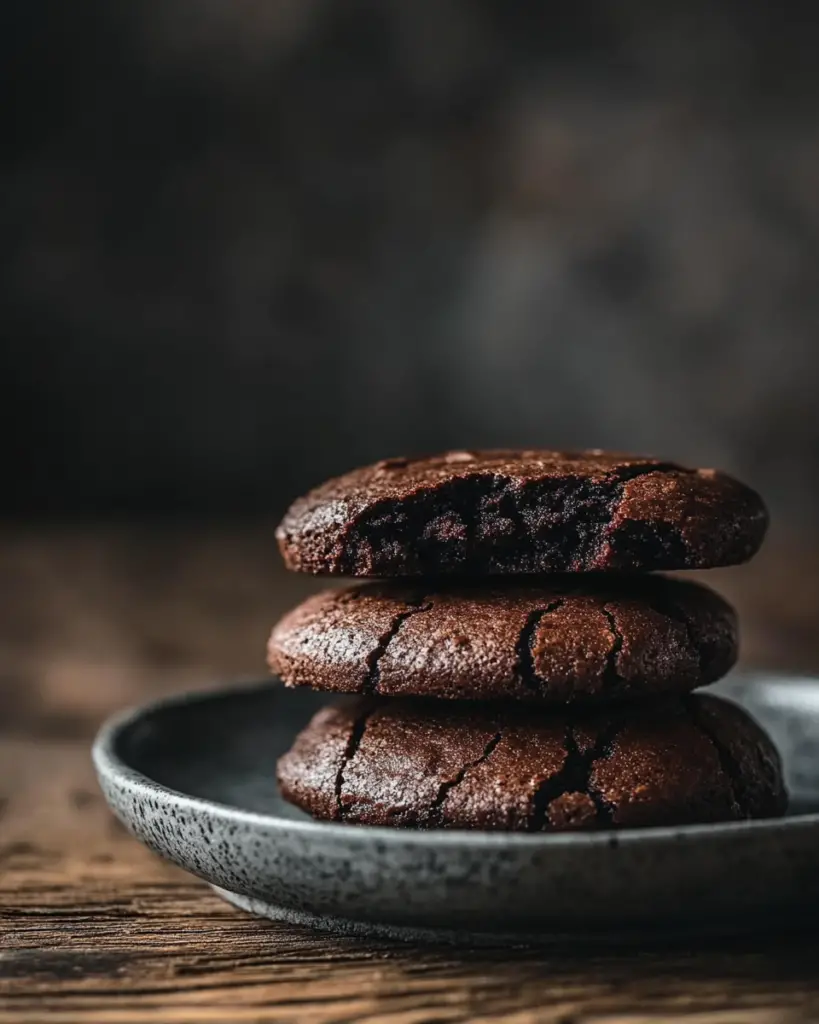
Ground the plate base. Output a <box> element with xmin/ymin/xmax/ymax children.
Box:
<box><xmin>211</xmin><ymin>886</ymin><xmax>784</xmax><ymax>948</ymax></box>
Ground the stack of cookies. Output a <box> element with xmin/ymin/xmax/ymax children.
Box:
<box><xmin>271</xmin><ymin>451</ymin><xmax>787</xmax><ymax>831</ymax></box>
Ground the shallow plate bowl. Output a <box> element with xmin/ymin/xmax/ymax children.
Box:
<box><xmin>93</xmin><ymin>675</ymin><xmax>819</xmax><ymax>943</ymax></box>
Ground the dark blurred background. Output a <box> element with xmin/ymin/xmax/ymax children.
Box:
<box><xmin>2</xmin><ymin>1</ymin><xmax>819</xmax><ymax>731</ymax></box>
<box><xmin>4</xmin><ymin>0</ymin><xmax>819</xmax><ymax>524</ymax></box>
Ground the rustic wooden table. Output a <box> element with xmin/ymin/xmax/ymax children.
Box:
<box><xmin>2</xmin><ymin>526</ymin><xmax>819</xmax><ymax>1022</ymax></box>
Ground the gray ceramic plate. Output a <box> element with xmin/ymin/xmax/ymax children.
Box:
<box><xmin>94</xmin><ymin>675</ymin><xmax>819</xmax><ymax>943</ymax></box>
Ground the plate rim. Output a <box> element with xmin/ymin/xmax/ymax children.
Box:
<box><xmin>92</xmin><ymin>674</ymin><xmax>819</xmax><ymax>851</ymax></box>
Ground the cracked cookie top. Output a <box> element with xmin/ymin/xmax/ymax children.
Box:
<box><xmin>276</xmin><ymin>694</ymin><xmax>787</xmax><ymax>831</ymax></box>
<box><xmin>275</xmin><ymin>449</ymin><xmax>768</xmax><ymax>575</ymax></box>
<box><xmin>268</xmin><ymin>575</ymin><xmax>737</xmax><ymax>704</ymax></box>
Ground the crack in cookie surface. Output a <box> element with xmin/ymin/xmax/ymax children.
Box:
<box><xmin>515</xmin><ymin>600</ymin><xmax>565</xmax><ymax>696</ymax></box>
<box><xmin>529</xmin><ymin>721</ymin><xmax>624</xmax><ymax>830</ymax></box>
<box><xmin>600</xmin><ymin>604</ymin><xmax>625</xmax><ymax>689</ymax></box>
<box><xmin>334</xmin><ymin>705</ymin><xmax>376</xmax><ymax>819</ymax></box>
<box><xmin>682</xmin><ymin>698</ymin><xmax>743</xmax><ymax>816</ymax></box>
<box><xmin>427</xmin><ymin>731</ymin><xmax>504</xmax><ymax>826</ymax></box>
<box><xmin>361</xmin><ymin>595</ymin><xmax>432</xmax><ymax>694</ymax></box>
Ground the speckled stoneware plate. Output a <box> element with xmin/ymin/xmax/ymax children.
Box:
<box><xmin>93</xmin><ymin>674</ymin><xmax>819</xmax><ymax>944</ymax></box>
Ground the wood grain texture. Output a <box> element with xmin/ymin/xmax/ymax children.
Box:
<box><xmin>1</xmin><ymin>527</ymin><xmax>819</xmax><ymax>1021</ymax></box>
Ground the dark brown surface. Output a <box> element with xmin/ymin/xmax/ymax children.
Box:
<box><xmin>277</xmin><ymin>694</ymin><xmax>785</xmax><ymax>830</ymax></box>
<box><xmin>277</xmin><ymin>450</ymin><xmax>769</xmax><ymax>576</ymax></box>
<box><xmin>3</xmin><ymin>525</ymin><xmax>819</xmax><ymax>1020</ymax></box>
<box><xmin>269</xmin><ymin>575</ymin><xmax>737</xmax><ymax>704</ymax></box>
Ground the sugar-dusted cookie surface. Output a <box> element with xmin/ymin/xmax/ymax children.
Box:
<box><xmin>269</xmin><ymin>575</ymin><xmax>737</xmax><ymax>704</ymax></box>
<box><xmin>277</xmin><ymin>695</ymin><xmax>787</xmax><ymax>831</ymax></box>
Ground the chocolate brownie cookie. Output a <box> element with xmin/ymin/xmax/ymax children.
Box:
<box><xmin>268</xmin><ymin>575</ymin><xmax>737</xmax><ymax>704</ymax></box>
<box><xmin>277</xmin><ymin>695</ymin><xmax>787</xmax><ymax>830</ymax></box>
<box><xmin>276</xmin><ymin>450</ymin><xmax>768</xmax><ymax>576</ymax></box>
